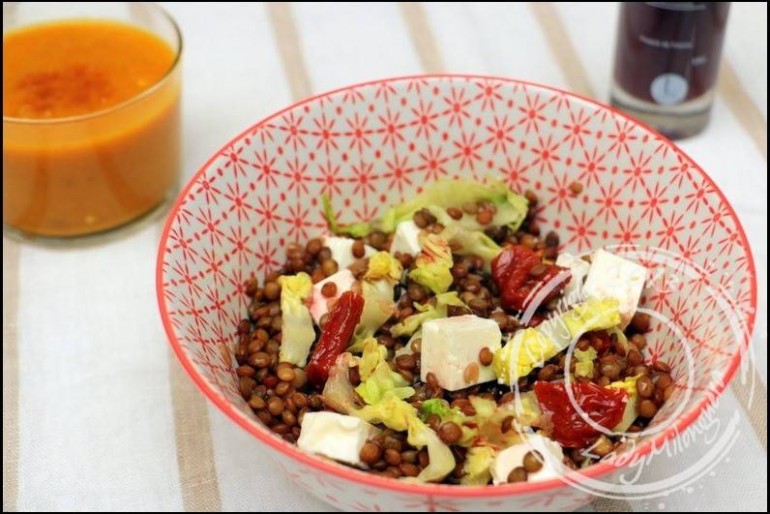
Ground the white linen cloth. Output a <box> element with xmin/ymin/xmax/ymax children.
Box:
<box><xmin>3</xmin><ymin>2</ymin><xmax>766</xmax><ymax>511</ymax></box>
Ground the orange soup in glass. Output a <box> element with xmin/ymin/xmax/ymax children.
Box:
<box><xmin>2</xmin><ymin>3</ymin><xmax>182</xmax><ymax>238</ymax></box>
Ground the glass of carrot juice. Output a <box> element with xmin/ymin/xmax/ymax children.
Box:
<box><xmin>3</xmin><ymin>3</ymin><xmax>182</xmax><ymax>239</ymax></box>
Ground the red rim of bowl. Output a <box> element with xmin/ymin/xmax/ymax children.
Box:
<box><xmin>157</xmin><ymin>74</ymin><xmax>758</xmax><ymax>498</ymax></box>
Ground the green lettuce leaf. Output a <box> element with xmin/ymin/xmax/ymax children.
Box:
<box><xmin>608</xmin><ymin>375</ymin><xmax>641</xmax><ymax>432</ymax></box>
<box><xmin>494</xmin><ymin>298</ymin><xmax>623</xmax><ymax>384</ymax></box>
<box><xmin>277</xmin><ymin>273</ymin><xmax>316</xmax><ymax>366</ymax></box>
<box><xmin>562</xmin><ymin>297</ymin><xmax>622</xmax><ymax>337</ymax></box>
<box><xmin>352</xmin><ymin>252</ymin><xmax>403</xmax><ymax>346</ymax></box>
<box><xmin>390</xmin><ymin>291</ymin><xmax>466</xmax><ymax>337</ymax></box>
<box><xmin>355</xmin><ymin>340</ymin><xmax>415</xmax><ymax>405</ymax></box>
<box><xmin>408</xmin><ymin>233</ymin><xmax>454</xmax><ymax>294</ymax></box>
<box><xmin>574</xmin><ymin>347</ymin><xmax>598</xmax><ymax>378</ymax></box>
<box><xmin>364</xmin><ymin>251</ymin><xmax>403</xmax><ymax>283</ymax></box>
<box><xmin>324</xmin><ymin>179</ymin><xmax>528</xmax><ymax>236</ymax></box>
<box><xmin>461</xmin><ymin>446</ymin><xmax>498</xmax><ymax>485</ymax></box>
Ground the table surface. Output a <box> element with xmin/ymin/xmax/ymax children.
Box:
<box><xmin>3</xmin><ymin>2</ymin><xmax>767</xmax><ymax>512</ymax></box>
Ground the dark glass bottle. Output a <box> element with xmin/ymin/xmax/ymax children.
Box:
<box><xmin>611</xmin><ymin>2</ymin><xmax>730</xmax><ymax>139</ymax></box>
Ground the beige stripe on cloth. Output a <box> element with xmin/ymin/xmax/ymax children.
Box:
<box><xmin>3</xmin><ymin>240</ymin><xmax>21</xmax><ymax>512</ymax></box>
<box><xmin>529</xmin><ymin>2</ymin><xmax>596</xmax><ymax>98</ymax></box>
<box><xmin>718</xmin><ymin>59</ymin><xmax>768</xmax><ymax>160</ymax></box>
<box><xmin>267</xmin><ymin>2</ymin><xmax>314</xmax><ymax>101</ymax></box>
<box><xmin>399</xmin><ymin>2</ymin><xmax>446</xmax><ymax>74</ymax></box>
<box><xmin>169</xmin><ymin>354</ymin><xmax>223</xmax><ymax>511</ymax></box>
<box><xmin>730</xmin><ymin>362</ymin><xmax>768</xmax><ymax>451</ymax></box>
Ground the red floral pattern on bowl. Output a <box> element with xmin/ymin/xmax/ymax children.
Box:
<box><xmin>157</xmin><ymin>76</ymin><xmax>756</xmax><ymax>511</ymax></box>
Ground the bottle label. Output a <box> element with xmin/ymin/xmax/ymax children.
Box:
<box><xmin>650</xmin><ymin>73</ymin><xmax>689</xmax><ymax>105</ymax></box>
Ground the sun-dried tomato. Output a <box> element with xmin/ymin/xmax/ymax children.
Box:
<box><xmin>491</xmin><ymin>244</ymin><xmax>571</xmax><ymax>312</ymax></box>
<box><xmin>534</xmin><ymin>381</ymin><xmax>628</xmax><ymax>448</ymax></box>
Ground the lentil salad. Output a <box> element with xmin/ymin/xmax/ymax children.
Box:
<box><xmin>234</xmin><ymin>179</ymin><xmax>674</xmax><ymax>485</ymax></box>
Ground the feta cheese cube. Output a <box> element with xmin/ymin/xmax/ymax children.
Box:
<box><xmin>555</xmin><ymin>252</ymin><xmax>591</xmax><ymax>303</ymax></box>
<box><xmin>297</xmin><ymin>412</ymin><xmax>379</xmax><ymax>467</ymax></box>
<box><xmin>310</xmin><ymin>269</ymin><xmax>356</xmax><ymax>324</ymax></box>
<box><xmin>389</xmin><ymin>220</ymin><xmax>423</xmax><ymax>257</ymax></box>
<box><xmin>420</xmin><ymin>315</ymin><xmax>502</xmax><ymax>391</ymax></box>
<box><xmin>324</xmin><ymin>236</ymin><xmax>375</xmax><ymax>270</ymax></box>
<box><xmin>491</xmin><ymin>434</ymin><xmax>564</xmax><ymax>485</ymax></box>
<box><xmin>583</xmin><ymin>249</ymin><xmax>646</xmax><ymax>326</ymax></box>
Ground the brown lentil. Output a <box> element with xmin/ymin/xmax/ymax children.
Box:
<box><xmin>321</xmin><ymin>259</ymin><xmax>338</xmax><ymax>277</ymax></box>
<box><xmin>626</xmin><ymin>349</ymin><xmax>644</xmax><ymax>366</ymax></box>
<box><xmin>523</xmin><ymin>450</ymin><xmax>544</xmax><ymax>472</ymax></box>
<box><xmin>427</xmin><ymin>414</ymin><xmax>441</xmax><ymax>431</ymax></box>
<box><xmin>479</xmin><ymin>347</ymin><xmax>494</xmax><ymax>366</ymax></box>
<box><xmin>351</xmin><ymin>239</ymin><xmax>366</xmax><ymax>258</ymax></box>
<box><xmin>630</xmin><ymin>333</ymin><xmax>647</xmax><ymax>350</ymax></box>
<box><xmin>291</xmin><ymin>368</ymin><xmax>307</xmax><ymax>389</ymax></box>
<box><xmin>237</xmin><ymin>365</ymin><xmax>256</xmax><ymax>378</ymax></box>
<box><xmin>592</xmin><ymin>435</ymin><xmax>613</xmax><ymax>457</ymax></box>
<box><xmin>348</xmin><ymin>366</ymin><xmax>361</xmax><ymax>386</ymax></box>
<box><xmin>463</xmin><ymin>363</ymin><xmax>480</xmax><ymax>384</ymax></box>
<box><xmin>407</xmin><ymin>282</ymin><xmax>428</xmax><ymax>302</ymax></box>
<box><xmin>384</xmin><ymin>448</ymin><xmax>402</xmax><ymax>466</ymax></box>
<box><xmin>276</xmin><ymin>365</ymin><xmax>296</xmax><ymax>383</ymax></box>
<box><xmin>257</xmin><ymin>410</ymin><xmax>273</xmax><ymax>425</ymax></box>
<box><xmin>395</xmin><ymin>354</ymin><xmax>416</xmax><ymax>371</ymax></box>
<box><xmin>418</xmin><ymin>450</ymin><xmax>430</xmax><ymax>468</ymax></box>
<box><xmin>652</xmin><ymin>360</ymin><xmax>672</xmax><ymax>373</ymax></box>
<box><xmin>438</xmin><ymin>422</ymin><xmax>463</xmax><ymax>444</ymax></box>
<box><xmin>401</xmin><ymin>450</ymin><xmax>417</xmax><ymax>464</ymax></box>
<box><xmin>636</xmin><ymin>375</ymin><xmax>654</xmax><ymax>398</ymax></box>
<box><xmin>630</xmin><ymin>312</ymin><xmax>651</xmax><ymax>333</ymax></box>
<box><xmin>282</xmin><ymin>410</ymin><xmax>297</xmax><ymax>427</ymax></box>
<box><xmin>413</xmin><ymin>210</ymin><xmax>430</xmax><ymax>228</ymax></box>
<box><xmin>638</xmin><ymin>399</ymin><xmax>658</xmax><ymax>418</ymax></box>
<box><xmin>274</xmin><ymin>381</ymin><xmax>291</xmax><ymax>396</ymax></box>
<box><xmin>655</xmin><ymin>373</ymin><xmax>673</xmax><ymax>390</ymax></box>
<box><xmin>249</xmin><ymin>395</ymin><xmax>267</xmax><ymax>410</ymax></box>
<box><xmin>368</xmin><ymin>231</ymin><xmax>388</xmax><ymax>249</ymax></box>
<box><xmin>263</xmin><ymin>281</ymin><xmax>281</xmax><ymax>301</ymax></box>
<box><xmin>249</xmin><ymin>352</ymin><xmax>271</xmax><ymax>369</ymax></box>
<box><xmin>446</xmin><ymin>206</ymin><xmax>463</xmax><ymax>220</ymax></box>
<box><xmin>600</xmin><ymin>362</ymin><xmax>622</xmax><ymax>380</ymax></box>
<box><xmin>360</xmin><ymin>442</ymin><xmax>382</xmax><ymax>465</ymax></box>
<box><xmin>321</xmin><ymin>281</ymin><xmax>337</xmax><ymax>298</ymax></box>
<box><xmin>568</xmin><ymin>181</ymin><xmax>583</xmax><ymax>196</ymax></box>
<box><xmin>400</xmin><ymin>463</ymin><xmax>420</xmax><ymax>477</ymax></box>
<box><xmin>544</xmin><ymin>231</ymin><xmax>559</xmax><ymax>247</ymax></box>
<box><xmin>267</xmin><ymin>397</ymin><xmax>285</xmax><ymax>416</ymax></box>
<box><xmin>476</xmin><ymin>209</ymin><xmax>493</xmax><ymax>225</ymax></box>
<box><xmin>508</xmin><ymin>467</ymin><xmax>528</xmax><ymax>483</ymax></box>
<box><xmin>240</xmin><ymin>379</ymin><xmax>260</xmax><ymax>404</ymax></box>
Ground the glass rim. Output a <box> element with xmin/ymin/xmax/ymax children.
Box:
<box><xmin>2</xmin><ymin>2</ymin><xmax>183</xmax><ymax>126</ymax></box>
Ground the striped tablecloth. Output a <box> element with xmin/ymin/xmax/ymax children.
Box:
<box><xmin>3</xmin><ymin>2</ymin><xmax>766</xmax><ymax>511</ymax></box>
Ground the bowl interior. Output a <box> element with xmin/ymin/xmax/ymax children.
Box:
<box><xmin>158</xmin><ymin>76</ymin><xmax>755</xmax><ymax>494</ymax></box>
